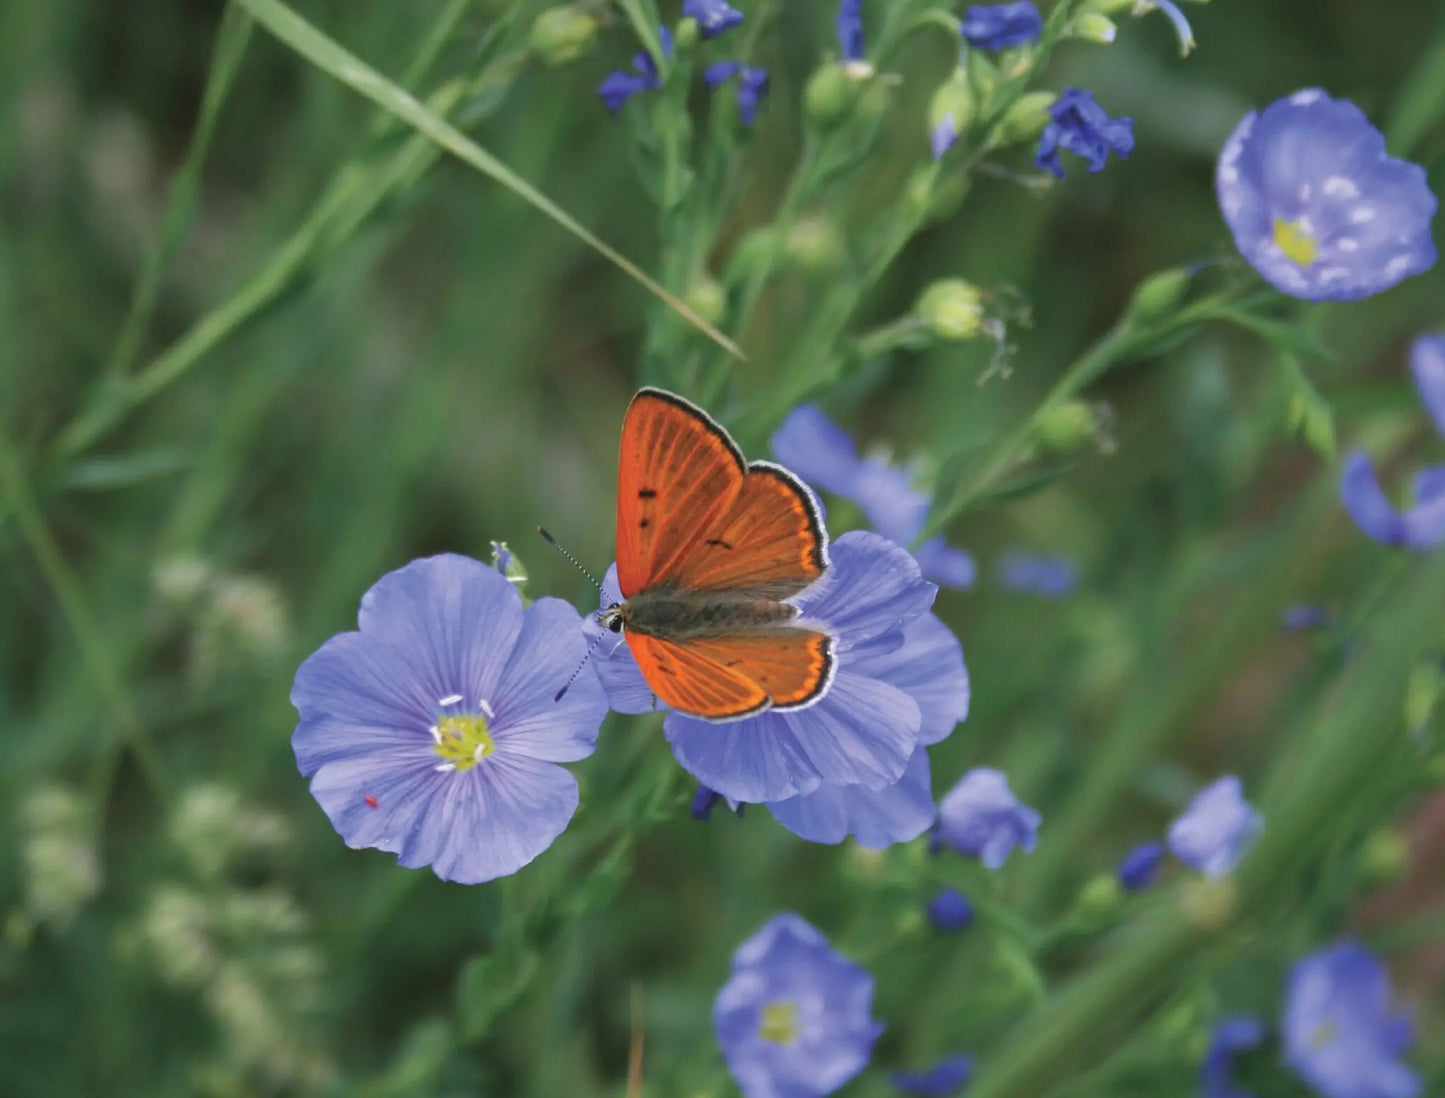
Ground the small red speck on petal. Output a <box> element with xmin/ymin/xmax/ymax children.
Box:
<box><xmin>364</xmin><ymin>795</ymin><xmax>378</xmax><ymax>809</ymax></box>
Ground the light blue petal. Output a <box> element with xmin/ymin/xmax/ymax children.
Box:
<box><xmin>914</xmin><ymin>538</ymin><xmax>977</xmax><ymax>589</ymax></box>
<box><xmin>492</xmin><ymin>598</ymin><xmax>607</xmax><ymax>762</ymax></box>
<box><xmin>796</xmin><ymin>531</ymin><xmax>937</xmax><ymax>650</ymax></box>
<box><xmin>1410</xmin><ymin>334</ymin><xmax>1445</xmax><ymax>439</ymax></box>
<box><xmin>355</xmin><ymin>553</ymin><xmax>525</xmax><ymax>716</ymax></box>
<box><xmin>767</xmin><ymin>748</ymin><xmax>935</xmax><ymax>848</ymax></box>
<box><xmin>666</xmin><ymin>669</ymin><xmax>920</xmax><ymax>802</ymax></box>
<box><xmin>851</xmin><ymin>459</ymin><xmax>929</xmax><ymax>544</ymax></box>
<box><xmin>851</xmin><ymin>614</ymin><xmax>968</xmax><ymax>746</ymax></box>
<box><xmin>770</xmin><ymin>405</ymin><xmax>864</xmax><ymax>499</ymax></box>
<box><xmin>1341</xmin><ymin>450</ymin><xmax>1407</xmax><ymax>546</ymax></box>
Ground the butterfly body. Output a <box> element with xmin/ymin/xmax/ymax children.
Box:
<box><xmin>607</xmin><ymin>388</ymin><xmax>835</xmax><ymax>721</ymax></box>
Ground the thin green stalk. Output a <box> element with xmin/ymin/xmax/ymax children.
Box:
<box><xmin>105</xmin><ymin>2</ymin><xmax>254</xmax><ymax>383</ymax></box>
<box><xmin>0</xmin><ymin>427</ymin><xmax>168</xmax><ymax>802</ymax></box>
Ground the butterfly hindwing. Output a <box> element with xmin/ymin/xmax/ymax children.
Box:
<box><xmin>615</xmin><ymin>389</ymin><xmax>746</xmax><ymax>597</ymax></box>
<box><xmin>625</xmin><ymin>628</ymin><xmax>834</xmax><ymax>720</ymax></box>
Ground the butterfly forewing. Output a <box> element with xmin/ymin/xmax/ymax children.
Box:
<box><xmin>626</xmin><ymin>629</ymin><xmax>833</xmax><ymax>720</ymax></box>
<box><xmin>666</xmin><ymin>460</ymin><xmax>828</xmax><ymax>596</ymax></box>
<box><xmin>616</xmin><ymin>389</ymin><xmax>746</xmax><ymax>597</ymax></box>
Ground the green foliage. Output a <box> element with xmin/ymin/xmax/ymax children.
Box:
<box><xmin>2</xmin><ymin>1</ymin><xmax>1445</xmax><ymax>1096</ymax></box>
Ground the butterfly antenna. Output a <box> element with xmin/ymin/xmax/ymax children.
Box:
<box><xmin>537</xmin><ymin>526</ymin><xmax>603</xmax><ymax>592</ymax></box>
<box><xmin>554</xmin><ymin>628</ymin><xmax>608</xmax><ymax>703</ymax></box>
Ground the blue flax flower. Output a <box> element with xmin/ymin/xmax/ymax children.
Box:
<box><xmin>1342</xmin><ymin>334</ymin><xmax>1445</xmax><ymax>550</ymax></box>
<box><xmin>716</xmin><ymin>913</ymin><xmax>883</xmax><ymax>1098</ymax></box>
<box><xmin>693</xmin><ymin>784</ymin><xmax>744</xmax><ymax>821</ymax></box>
<box><xmin>837</xmin><ymin>0</ymin><xmax>866</xmax><ymax>64</ymax></box>
<box><xmin>998</xmin><ymin>551</ymin><xmax>1078</xmax><ymax>596</ymax></box>
<box><xmin>961</xmin><ymin>3</ymin><xmax>1042</xmax><ymax>50</ymax></box>
<box><xmin>1217</xmin><ymin>89</ymin><xmax>1437</xmax><ymax>301</ymax></box>
<box><xmin>685</xmin><ymin>0</ymin><xmax>743</xmax><ymax>39</ymax></box>
<box><xmin>705</xmin><ymin>62</ymin><xmax>771</xmax><ymax>126</ymax></box>
<box><xmin>936</xmin><ymin>768</ymin><xmax>1039</xmax><ymax>869</ymax></box>
<box><xmin>290</xmin><ymin>555</ymin><xmax>607</xmax><ymax>884</ymax></box>
<box><xmin>1035</xmin><ymin>87</ymin><xmax>1134</xmax><ymax>178</ymax></box>
<box><xmin>1201</xmin><ymin>1015</ymin><xmax>1265</xmax><ymax>1098</ymax></box>
<box><xmin>925</xmin><ymin>889</ymin><xmax>975</xmax><ymax>932</ymax></box>
<box><xmin>1283</xmin><ymin>941</ymin><xmax>1420</xmax><ymax>1098</ymax></box>
<box><xmin>892</xmin><ymin>1053</ymin><xmax>975</xmax><ymax>1096</ymax></box>
<box><xmin>597</xmin><ymin>26</ymin><xmax>673</xmax><ymax>113</ymax></box>
<box><xmin>772</xmin><ymin>406</ymin><xmax>976</xmax><ymax>589</ymax></box>
<box><xmin>766</xmin><ymin>613</ymin><xmax>969</xmax><ymax>848</ymax></box>
<box><xmin>1117</xmin><ymin>840</ymin><xmax>1164</xmax><ymax>891</ymax></box>
<box><xmin>1166</xmin><ymin>776</ymin><xmax>1263</xmax><ymax>878</ymax></box>
<box><xmin>589</xmin><ymin>532</ymin><xmax>938</xmax><ymax>803</ymax></box>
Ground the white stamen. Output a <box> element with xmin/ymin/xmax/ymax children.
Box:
<box><xmin>1350</xmin><ymin>207</ymin><xmax>1377</xmax><ymax>224</ymax></box>
<box><xmin>478</xmin><ymin>698</ymin><xmax>495</xmax><ymax>719</ymax></box>
<box><xmin>1323</xmin><ymin>175</ymin><xmax>1358</xmax><ymax>199</ymax></box>
<box><xmin>435</xmin><ymin>762</ymin><xmax>456</xmax><ymax>773</ymax></box>
<box><xmin>474</xmin><ymin>745</ymin><xmax>487</xmax><ymax>763</ymax></box>
<box><xmin>429</xmin><ymin>724</ymin><xmax>442</xmax><ymax>743</ymax></box>
<box><xmin>438</xmin><ymin>693</ymin><xmax>463</xmax><ymax>707</ymax></box>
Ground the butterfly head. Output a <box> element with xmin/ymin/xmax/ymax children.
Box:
<box><xmin>598</xmin><ymin>602</ymin><xmax>627</xmax><ymax>633</ymax></box>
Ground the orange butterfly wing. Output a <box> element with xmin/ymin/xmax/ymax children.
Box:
<box><xmin>666</xmin><ymin>460</ymin><xmax>828</xmax><ymax>596</ymax></box>
<box><xmin>626</xmin><ymin>629</ymin><xmax>834</xmax><ymax>720</ymax></box>
<box><xmin>616</xmin><ymin>389</ymin><xmax>746</xmax><ymax>597</ymax></box>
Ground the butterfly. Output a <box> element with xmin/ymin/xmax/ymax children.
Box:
<box><xmin>598</xmin><ymin>388</ymin><xmax>835</xmax><ymax>721</ymax></box>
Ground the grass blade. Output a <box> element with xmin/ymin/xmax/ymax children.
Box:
<box><xmin>236</xmin><ymin>0</ymin><xmax>740</xmax><ymax>359</ymax></box>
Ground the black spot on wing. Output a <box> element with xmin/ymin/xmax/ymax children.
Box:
<box><xmin>638</xmin><ymin>488</ymin><xmax>657</xmax><ymax>498</ymax></box>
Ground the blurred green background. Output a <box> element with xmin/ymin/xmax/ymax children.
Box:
<box><xmin>2</xmin><ymin>1</ymin><xmax>1444</xmax><ymax>1095</ymax></box>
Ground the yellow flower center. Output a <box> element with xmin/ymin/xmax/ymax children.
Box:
<box><xmin>432</xmin><ymin>700</ymin><xmax>495</xmax><ymax>772</ymax></box>
<box><xmin>758</xmin><ymin>1000</ymin><xmax>799</xmax><ymax>1045</ymax></box>
<box><xmin>1308</xmin><ymin>1019</ymin><xmax>1338</xmax><ymax>1051</ymax></box>
<box><xmin>1273</xmin><ymin>217</ymin><xmax>1320</xmax><ymax>268</ymax></box>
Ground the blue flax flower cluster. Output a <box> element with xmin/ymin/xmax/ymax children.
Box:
<box><xmin>960</xmin><ymin>3</ymin><xmax>1042</xmax><ymax>50</ymax></box>
<box><xmin>590</xmin><ymin>532</ymin><xmax>970</xmax><ymax>849</ymax></box>
<box><xmin>1200</xmin><ymin>1015</ymin><xmax>1264</xmax><ymax>1098</ymax></box>
<box><xmin>935</xmin><ymin>767</ymin><xmax>1040</xmax><ymax>868</ymax></box>
<box><xmin>836</xmin><ymin>0</ymin><xmax>866</xmax><ymax>66</ymax></box>
<box><xmin>1217</xmin><ymin>89</ymin><xmax>1437</xmax><ymax>301</ymax></box>
<box><xmin>1283</xmin><ymin>941</ymin><xmax>1420</xmax><ymax>1098</ymax></box>
<box><xmin>1167</xmin><ymin>775</ymin><xmax>1263</xmax><ymax>878</ymax></box>
<box><xmin>1036</xmin><ymin>88</ymin><xmax>1135</xmax><ymax>178</ymax></box>
<box><xmin>598</xmin><ymin>27</ymin><xmax>672</xmax><ymax>114</ymax></box>
<box><xmin>715</xmin><ymin>914</ymin><xmax>882</xmax><ymax>1098</ymax></box>
<box><xmin>684</xmin><ymin>0</ymin><xmax>743</xmax><ymax>39</ymax></box>
<box><xmin>290</xmin><ymin>555</ymin><xmax>608</xmax><ymax>884</ymax></box>
<box><xmin>892</xmin><ymin>1053</ymin><xmax>975</xmax><ymax>1096</ymax></box>
<box><xmin>997</xmin><ymin>550</ymin><xmax>1078</xmax><ymax>597</ymax></box>
<box><xmin>1342</xmin><ymin>334</ymin><xmax>1445</xmax><ymax>550</ymax></box>
<box><xmin>705</xmin><ymin>62</ymin><xmax>771</xmax><ymax>126</ymax></box>
<box><xmin>772</xmin><ymin>406</ymin><xmax>976</xmax><ymax>589</ymax></box>
<box><xmin>599</xmin><ymin>6</ymin><xmax>768</xmax><ymax>125</ymax></box>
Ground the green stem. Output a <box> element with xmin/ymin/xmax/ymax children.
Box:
<box><xmin>0</xmin><ymin>427</ymin><xmax>168</xmax><ymax>803</ymax></box>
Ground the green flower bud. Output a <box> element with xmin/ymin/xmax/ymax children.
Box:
<box><xmin>684</xmin><ymin>277</ymin><xmax>727</xmax><ymax>326</ymax></box>
<box><xmin>928</xmin><ymin>69</ymin><xmax>977</xmax><ymax>156</ymax></box>
<box><xmin>803</xmin><ymin>65</ymin><xmax>860</xmax><ymax>131</ymax></box>
<box><xmin>785</xmin><ymin>218</ymin><xmax>848</xmax><ymax>276</ymax></box>
<box><xmin>490</xmin><ymin>541</ymin><xmax>528</xmax><ymax>587</ymax></box>
<box><xmin>1179</xmin><ymin>877</ymin><xmax>1237</xmax><ymax>932</ymax></box>
<box><xmin>1404</xmin><ymin>657</ymin><xmax>1441</xmax><ymax>733</ymax></box>
<box><xmin>528</xmin><ymin>7</ymin><xmax>599</xmax><ymax>67</ymax></box>
<box><xmin>1359</xmin><ymin>829</ymin><xmax>1409</xmax><ymax>889</ymax></box>
<box><xmin>993</xmin><ymin>91</ymin><xmax>1057</xmax><ymax>147</ymax></box>
<box><xmin>1074</xmin><ymin>873</ymin><xmax>1124</xmax><ymax>925</ymax></box>
<box><xmin>729</xmin><ymin>226</ymin><xmax>780</xmax><ymax>280</ymax></box>
<box><xmin>1288</xmin><ymin>381</ymin><xmax>1337</xmax><ymax>461</ymax></box>
<box><xmin>674</xmin><ymin>17</ymin><xmax>701</xmax><ymax>51</ymax></box>
<box><xmin>1125</xmin><ymin>267</ymin><xmax>1191</xmax><ymax>325</ymax></box>
<box><xmin>1069</xmin><ymin>12</ymin><xmax>1118</xmax><ymax>43</ymax></box>
<box><xmin>1034</xmin><ymin>400</ymin><xmax>1100</xmax><ymax>457</ymax></box>
<box><xmin>917</xmin><ymin>279</ymin><xmax>986</xmax><ymax>341</ymax></box>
